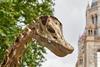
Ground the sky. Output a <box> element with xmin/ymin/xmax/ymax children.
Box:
<box><xmin>41</xmin><ymin>0</ymin><xmax>89</xmax><ymax>67</ymax></box>
<box><xmin>97</xmin><ymin>52</ymin><xmax>100</xmax><ymax>67</ymax></box>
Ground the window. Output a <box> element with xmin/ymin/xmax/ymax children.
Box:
<box><xmin>97</xmin><ymin>51</ymin><xmax>100</xmax><ymax>67</ymax></box>
<box><xmin>92</xmin><ymin>16</ymin><xmax>94</xmax><ymax>24</ymax></box>
<box><xmin>88</xmin><ymin>30</ymin><xmax>93</xmax><ymax>35</ymax></box>
<box><xmin>95</xmin><ymin>14</ymin><xmax>98</xmax><ymax>24</ymax></box>
<box><xmin>94</xmin><ymin>30</ymin><xmax>96</xmax><ymax>35</ymax></box>
<box><xmin>91</xmin><ymin>14</ymin><xmax>98</xmax><ymax>24</ymax></box>
<box><xmin>79</xmin><ymin>58</ymin><xmax>83</xmax><ymax>64</ymax></box>
<box><xmin>90</xmin><ymin>30</ymin><xmax>93</xmax><ymax>35</ymax></box>
<box><xmin>88</xmin><ymin>30</ymin><xmax>90</xmax><ymax>35</ymax></box>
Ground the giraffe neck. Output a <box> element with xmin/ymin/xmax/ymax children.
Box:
<box><xmin>1</xmin><ymin>22</ymin><xmax>38</xmax><ymax>67</ymax></box>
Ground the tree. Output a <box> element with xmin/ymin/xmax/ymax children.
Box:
<box><xmin>0</xmin><ymin>0</ymin><xmax>54</xmax><ymax>66</ymax></box>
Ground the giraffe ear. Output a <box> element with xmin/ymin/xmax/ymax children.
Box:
<box><xmin>40</xmin><ymin>16</ymin><xmax>48</xmax><ymax>25</ymax></box>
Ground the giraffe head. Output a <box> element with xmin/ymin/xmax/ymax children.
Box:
<box><xmin>35</xmin><ymin>16</ymin><xmax>74</xmax><ymax>57</ymax></box>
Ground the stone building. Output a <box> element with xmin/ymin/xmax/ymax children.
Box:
<box><xmin>76</xmin><ymin>0</ymin><xmax>100</xmax><ymax>67</ymax></box>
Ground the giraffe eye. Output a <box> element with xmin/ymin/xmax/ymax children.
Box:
<box><xmin>47</xmin><ymin>25</ymin><xmax>55</xmax><ymax>33</ymax></box>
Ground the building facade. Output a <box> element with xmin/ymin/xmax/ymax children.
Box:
<box><xmin>76</xmin><ymin>0</ymin><xmax>100</xmax><ymax>67</ymax></box>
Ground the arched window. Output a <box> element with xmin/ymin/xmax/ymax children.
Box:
<box><xmin>88</xmin><ymin>29</ymin><xmax>93</xmax><ymax>35</ymax></box>
<box><xmin>95</xmin><ymin>14</ymin><xmax>98</xmax><ymax>24</ymax></box>
<box><xmin>88</xmin><ymin>30</ymin><xmax>91</xmax><ymax>35</ymax></box>
<box><xmin>92</xmin><ymin>16</ymin><xmax>94</xmax><ymax>24</ymax></box>
<box><xmin>90</xmin><ymin>30</ymin><xmax>93</xmax><ymax>35</ymax></box>
<box><xmin>94</xmin><ymin>30</ymin><xmax>96</xmax><ymax>35</ymax></box>
<box><xmin>79</xmin><ymin>58</ymin><xmax>83</xmax><ymax>64</ymax></box>
<box><xmin>91</xmin><ymin>14</ymin><xmax>98</xmax><ymax>24</ymax></box>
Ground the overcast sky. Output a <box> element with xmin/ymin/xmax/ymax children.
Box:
<box><xmin>41</xmin><ymin>0</ymin><xmax>89</xmax><ymax>67</ymax></box>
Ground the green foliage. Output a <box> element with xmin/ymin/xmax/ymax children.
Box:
<box><xmin>21</xmin><ymin>41</ymin><xmax>46</xmax><ymax>67</ymax></box>
<box><xmin>0</xmin><ymin>0</ymin><xmax>54</xmax><ymax>67</ymax></box>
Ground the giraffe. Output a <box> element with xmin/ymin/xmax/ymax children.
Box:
<box><xmin>1</xmin><ymin>16</ymin><xmax>74</xmax><ymax>67</ymax></box>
